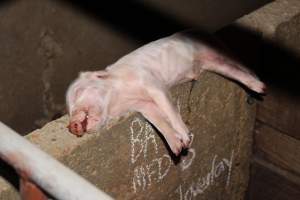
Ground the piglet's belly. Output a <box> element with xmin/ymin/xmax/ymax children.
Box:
<box><xmin>151</xmin><ymin>49</ymin><xmax>195</xmax><ymax>86</ymax></box>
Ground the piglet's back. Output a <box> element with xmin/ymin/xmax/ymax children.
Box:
<box><xmin>108</xmin><ymin>34</ymin><xmax>198</xmax><ymax>86</ymax></box>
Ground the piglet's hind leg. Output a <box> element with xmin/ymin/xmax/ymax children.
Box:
<box><xmin>198</xmin><ymin>51</ymin><xmax>266</xmax><ymax>94</ymax></box>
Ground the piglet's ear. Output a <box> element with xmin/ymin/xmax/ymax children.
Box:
<box><xmin>79</xmin><ymin>72</ymin><xmax>93</xmax><ymax>78</ymax></box>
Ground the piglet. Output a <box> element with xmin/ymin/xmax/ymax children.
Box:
<box><xmin>66</xmin><ymin>31</ymin><xmax>265</xmax><ymax>155</ymax></box>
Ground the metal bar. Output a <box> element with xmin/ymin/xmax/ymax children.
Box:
<box><xmin>0</xmin><ymin>122</ymin><xmax>113</xmax><ymax>200</ymax></box>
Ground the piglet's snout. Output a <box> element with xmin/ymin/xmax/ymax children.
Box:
<box><xmin>68</xmin><ymin>119</ymin><xmax>88</xmax><ymax>137</ymax></box>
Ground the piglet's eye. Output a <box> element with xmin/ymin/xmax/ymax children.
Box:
<box><xmin>96</xmin><ymin>74</ymin><xmax>109</xmax><ymax>79</ymax></box>
<box><xmin>95</xmin><ymin>70</ymin><xmax>110</xmax><ymax>79</ymax></box>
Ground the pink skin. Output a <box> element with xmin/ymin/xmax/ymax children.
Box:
<box><xmin>66</xmin><ymin>31</ymin><xmax>266</xmax><ymax>155</ymax></box>
<box><xmin>67</xmin><ymin>110</ymin><xmax>87</xmax><ymax>136</ymax></box>
<box><xmin>66</xmin><ymin>72</ymin><xmax>107</xmax><ymax>136</ymax></box>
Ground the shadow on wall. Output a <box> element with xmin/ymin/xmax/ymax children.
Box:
<box><xmin>57</xmin><ymin>0</ymin><xmax>274</xmax><ymax>42</ymax></box>
<box><xmin>217</xmin><ymin>24</ymin><xmax>300</xmax><ymax>97</ymax></box>
<box><xmin>57</xmin><ymin>0</ymin><xmax>300</xmax><ymax>97</ymax></box>
<box><xmin>0</xmin><ymin>0</ymin><xmax>16</xmax><ymax>7</ymax></box>
<box><xmin>57</xmin><ymin>0</ymin><xmax>189</xmax><ymax>43</ymax></box>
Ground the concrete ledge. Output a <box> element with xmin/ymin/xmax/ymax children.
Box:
<box><xmin>0</xmin><ymin>72</ymin><xmax>256</xmax><ymax>200</ymax></box>
<box><xmin>236</xmin><ymin>0</ymin><xmax>300</xmax><ymax>38</ymax></box>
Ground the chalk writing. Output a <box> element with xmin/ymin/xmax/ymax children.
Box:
<box><xmin>180</xmin><ymin>148</ymin><xmax>196</xmax><ymax>171</ymax></box>
<box><xmin>130</xmin><ymin>117</ymin><xmax>173</xmax><ymax>193</ymax></box>
<box><xmin>175</xmin><ymin>150</ymin><xmax>234</xmax><ymax>200</ymax></box>
<box><xmin>180</xmin><ymin>132</ymin><xmax>196</xmax><ymax>171</ymax></box>
<box><xmin>130</xmin><ymin>118</ymin><xmax>158</xmax><ymax>164</ymax></box>
<box><xmin>132</xmin><ymin>154</ymin><xmax>172</xmax><ymax>193</ymax></box>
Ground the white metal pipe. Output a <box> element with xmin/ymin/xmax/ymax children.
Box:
<box><xmin>0</xmin><ymin>122</ymin><xmax>113</xmax><ymax>200</ymax></box>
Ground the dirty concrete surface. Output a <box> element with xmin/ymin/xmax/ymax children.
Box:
<box><xmin>0</xmin><ymin>72</ymin><xmax>256</xmax><ymax>199</ymax></box>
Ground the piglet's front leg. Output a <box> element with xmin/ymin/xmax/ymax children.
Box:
<box><xmin>145</xmin><ymin>85</ymin><xmax>191</xmax><ymax>148</ymax></box>
<box><xmin>135</xmin><ymin>101</ymin><xmax>188</xmax><ymax>156</ymax></box>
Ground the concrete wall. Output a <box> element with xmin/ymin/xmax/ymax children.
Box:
<box><xmin>0</xmin><ymin>0</ymin><xmax>270</xmax><ymax>135</ymax></box>
<box><xmin>0</xmin><ymin>72</ymin><xmax>256</xmax><ymax>199</ymax></box>
<box><xmin>242</xmin><ymin>1</ymin><xmax>300</xmax><ymax>199</ymax></box>
<box><xmin>0</xmin><ymin>0</ymin><xmax>137</xmax><ymax>135</ymax></box>
<box><xmin>216</xmin><ymin>0</ymin><xmax>300</xmax><ymax>199</ymax></box>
